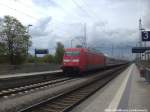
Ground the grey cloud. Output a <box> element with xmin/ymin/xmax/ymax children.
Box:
<box><xmin>32</xmin><ymin>0</ymin><xmax>58</xmax><ymax>8</ymax></box>
<box><xmin>28</xmin><ymin>0</ymin><xmax>145</xmax><ymax>59</ymax></box>
<box><xmin>87</xmin><ymin>27</ymin><xmax>137</xmax><ymax>57</ymax></box>
<box><xmin>30</xmin><ymin>16</ymin><xmax>52</xmax><ymax>37</ymax></box>
<box><xmin>143</xmin><ymin>0</ymin><xmax>150</xmax><ymax>29</ymax></box>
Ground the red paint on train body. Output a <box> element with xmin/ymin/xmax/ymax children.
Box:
<box><xmin>62</xmin><ymin>48</ymin><xmax>106</xmax><ymax>73</ymax></box>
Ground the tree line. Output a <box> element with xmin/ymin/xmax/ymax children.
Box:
<box><xmin>0</xmin><ymin>16</ymin><xmax>64</xmax><ymax>65</ymax></box>
<box><xmin>28</xmin><ymin>42</ymin><xmax>64</xmax><ymax>64</ymax></box>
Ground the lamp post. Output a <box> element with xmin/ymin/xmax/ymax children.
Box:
<box><xmin>27</xmin><ymin>24</ymin><xmax>32</xmax><ymax>32</ymax></box>
<box><xmin>26</xmin><ymin>24</ymin><xmax>32</xmax><ymax>57</ymax></box>
<box><xmin>71</xmin><ymin>38</ymin><xmax>74</xmax><ymax>48</ymax></box>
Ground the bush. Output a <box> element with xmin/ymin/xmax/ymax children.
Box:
<box><xmin>13</xmin><ymin>55</ymin><xmax>26</xmax><ymax>65</ymax></box>
<box><xmin>27</xmin><ymin>55</ymin><xmax>36</xmax><ymax>63</ymax></box>
<box><xmin>27</xmin><ymin>54</ymin><xmax>56</xmax><ymax>64</ymax></box>
<box><xmin>0</xmin><ymin>55</ymin><xmax>9</xmax><ymax>63</ymax></box>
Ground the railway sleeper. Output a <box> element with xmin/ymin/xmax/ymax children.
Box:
<box><xmin>44</xmin><ymin>104</ymin><xmax>65</xmax><ymax>111</ymax></box>
<box><xmin>50</xmin><ymin>102</ymin><xmax>71</xmax><ymax>106</ymax></box>
<box><xmin>51</xmin><ymin>99</ymin><xmax>79</xmax><ymax>104</ymax></box>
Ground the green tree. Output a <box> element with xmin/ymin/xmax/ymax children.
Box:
<box><xmin>42</xmin><ymin>54</ymin><xmax>55</xmax><ymax>63</ymax></box>
<box><xmin>0</xmin><ymin>43</ymin><xmax>8</xmax><ymax>63</ymax></box>
<box><xmin>0</xmin><ymin>43</ymin><xmax>6</xmax><ymax>55</ymax></box>
<box><xmin>0</xmin><ymin>16</ymin><xmax>32</xmax><ymax>64</ymax></box>
<box><xmin>55</xmin><ymin>42</ymin><xmax>64</xmax><ymax>64</ymax></box>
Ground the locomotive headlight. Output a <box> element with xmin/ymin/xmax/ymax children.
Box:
<box><xmin>63</xmin><ymin>59</ymin><xmax>70</xmax><ymax>62</ymax></box>
<box><xmin>72</xmin><ymin>59</ymin><xmax>79</xmax><ymax>62</ymax></box>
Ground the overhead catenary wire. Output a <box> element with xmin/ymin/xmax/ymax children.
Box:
<box><xmin>1</xmin><ymin>0</ymin><xmax>97</xmax><ymax>24</ymax></box>
<box><xmin>47</xmin><ymin>0</ymin><xmax>89</xmax><ymax>43</ymax></box>
<box><xmin>80</xmin><ymin>0</ymin><xmax>99</xmax><ymax>21</ymax></box>
<box><xmin>14</xmin><ymin>0</ymin><xmax>48</xmax><ymax>17</ymax></box>
<box><xmin>14</xmin><ymin>0</ymin><xmax>93</xmax><ymax>23</ymax></box>
<box><xmin>48</xmin><ymin>0</ymin><xmax>87</xmax><ymax>23</ymax></box>
<box><xmin>0</xmin><ymin>2</ymin><xmax>39</xmax><ymax>20</ymax></box>
<box><xmin>70</xmin><ymin>0</ymin><xmax>100</xmax><ymax>48</ymax></box>
<box><xmin>1</xmin><ymin>0</ymin><xmax>93</xmax><ymax>49</ymax></box>
<box><xmin>71</xmin><ymin>0</ymin><xmax>94</xmax><ymax>20</ymax></box>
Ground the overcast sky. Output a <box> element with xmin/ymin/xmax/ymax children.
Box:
<box><xmin>0</xmin><ymin>0</ymin><xmax>149</xmax><ymax>58</ymax></box>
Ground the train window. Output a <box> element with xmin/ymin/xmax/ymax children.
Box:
<box><xmin>65</xmin><ymin>51</ymin><xmax>80</xmax><ymax>56</ymax></box>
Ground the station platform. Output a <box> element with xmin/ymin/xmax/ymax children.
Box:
<box><xmin>71</xmin><ymin>64</ymin><xmax>150</xmax><ymax>112</ymax></box>
<box><xmin>0</xmin><ymin>70</ymin><xmax>62</xmax><ymax>79</ymax></box>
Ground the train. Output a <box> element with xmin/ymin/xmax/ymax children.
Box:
<box><xmin>61</xmin><ymin>48</ymin><xmax>127</xmax><ymax>73</ymax></box>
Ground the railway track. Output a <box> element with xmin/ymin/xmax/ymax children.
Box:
<box><xmin>0</xmin><ymin>65</ymin><xmax>124</xmax><ymax>99</ymax></box>
<box><xmin>0</xmin><ymin>71</ymin><xmax>64</xmax><ymax>91</ymax></box>
<box><xmin>0</xmin><ymin>77</ymin><xmax>76</xmax><ymax>99</ymax></box>
<box><xmin>17</xmin><ymin>65</ymin><xmax>127</xmax><ymax>112</ymax></box>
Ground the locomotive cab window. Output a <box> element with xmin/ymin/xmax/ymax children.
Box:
<box><xmin>65</xmin><ymin>51</ymin><xmax>80</xmax><ymax>56</ymax></box>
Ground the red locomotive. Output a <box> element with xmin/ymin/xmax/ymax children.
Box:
<box><xmin>62</xmin><ymin>47</ymin><xmax>127</xmax><ymax>73</ymax></box>
<box><xmin>62</xmin><ymin>48</ymin><xmax>106</xmax><ymax>73</ymax></box>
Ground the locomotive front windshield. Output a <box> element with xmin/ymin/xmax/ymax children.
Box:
<box><xmin>65</xmin><ymin>51</ymin><xmax>80</xmax><ymax>56</ymax></box>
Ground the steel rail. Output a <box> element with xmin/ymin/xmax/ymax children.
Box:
<box><xmin>18</xmin><ymin>65</ymin><xmax>127</xmax><ymax>112</ymax></box>
<box><xmin>0</xmin><ymin>77</ymin><xmax>74</xmax><ymax>98</ymax></box>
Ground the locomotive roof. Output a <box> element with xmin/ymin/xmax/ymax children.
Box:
<box><xmin>65</xmin><ymin>48</ymin><xmax>104</xmax><ymax>55</ymax></box>
<box><xmin>65</xmin><ymin>48</ymin><xmax>86</xmax><ymax>51</ymax></box>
